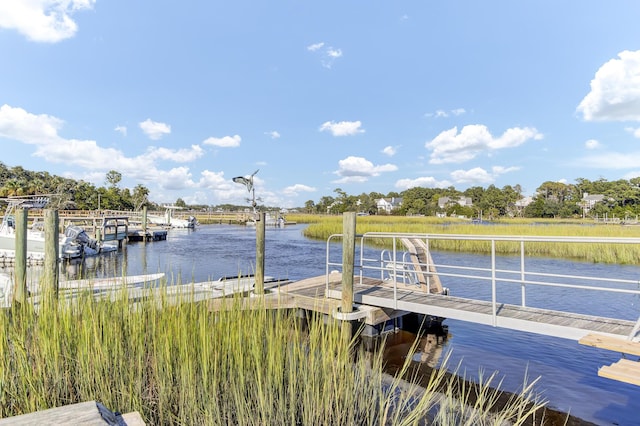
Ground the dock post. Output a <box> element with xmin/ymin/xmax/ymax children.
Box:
<box><xmin>142</xmin><ymin>206</ymin><xmax>148</xmax><ymax>245</ymax></box>
<box><xmin>255</xmin><ymin>211</ymin><xmax>265</xmax><ymax>294</ymax></box>
<box><xmin>43</xmin><ymin>209</ymin><xmax>59</xmax><ymax>300</ymax></box>
<box><xmin>341</xmin><ymin>212</ymin><xmax>356</xmax><ymax>340</ymax></box>
<box><xmin>13</xmin><ymin>208</ymin><xmax>28</xmax><ymax>305</ymax></box>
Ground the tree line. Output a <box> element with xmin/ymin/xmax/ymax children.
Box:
<box><xmin>0</xmin><ymin>163</ymin><xmax>151</xmax><ymax>211</ymax></box>
<box><xmin>3</xmin><ymin>162</ymin><xmax>640</xmax><ymax>219</ymax></box>
<box><xmin>304</xmin><ymin>178</ymin><xmax>640</xmax><ymax>219</ymax></box>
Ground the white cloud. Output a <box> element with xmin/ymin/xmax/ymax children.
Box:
<box><xmin>585</xmin><ymin>139</ymin><xmax>601</xmax><ymax>149</ymax></box>
<box><xmin>282</xmin><ymin>184</ymin><xmax>316</xmax><ymax>196</ymax></box>
<box><xmin>139</xmin><ymin>119</ymin><xmax>171</xmax><ymax>140</ymax></box>
<box><xmin>307</xmin><ymin>42</ymin><xmax>343</xmax><ymax>68</ymax></box>
<box><xmin>333</xmin><ymin>156</ymin><xmax>397</xmax><ymax>183</ymax></box>
<box><xmin>319</xmin><ymin>120</ymin><xmax>365</xmax><ymax>136</ymax></box>
<box><xmin>203</xmin><ymin>135</ymin><xmax>241</xmax><ymax>147</ymax></box>
<box><xmin>381</xmin><ymin>145</ymin><xmax>398</xmax><ymax>156</ymax></box>
<box><xmin>425</xmin><ymin>124</ymin><xmax>543</xmax><ymax>164</ymax></box>
<box><xmin>450</xmin><ymin>166</ymin><xmax>519</xmax><ymax>185</ymax></box>
<box><xmin>306</xmin><ymin>42</ymin><xmax>325</xmax><ymax>52</ymax></box>
<box><xmin>577</xmin><ymin>50</ymin><xmax>640</xmax><ymax>122</ymax></box>
<box><xmin>114</xmin><ymin>125</ymin><xmax>127</xmax><ymax>136</ymax></box>
<box><xmin>0</xmin><ymin>104</ymin><xmax>199</xmax><ymax>187</ymax></box>
<box><xmin>577</xmin><ymin>151</ymin><xmax>640</xmax><ymax>169</ymax></box>
<box><xmin>154</xmin><ymin>167</ymin><xmax>196</xmax><ymax>190</ymax></box>
<box><xmin>395</xmin><ymin>176</ymin><xmax>451</xmax><ymax>190</ymax></box>
<box><xmin>0</xmin><ymin>0</ymin><xmax>95</xmax><ymax>43</ymax></box>
<box><xmin>265</xmin><ymin>130</ymin><xmax>281</xmax><ymax>139</ymax></box>
<box><xmin>146</xmin><ymin>145</ymin><xmax>204</xmax><ymax>162</ymax></box>
<box><xmin>625</xmin><ymin>127</ymin><xmax>640</xmax><ymax>138</ymax></box>
<box><xmin>425</xmin><ymin>108</ymin><xmax>467</xmax><ymax>118</ymax></box>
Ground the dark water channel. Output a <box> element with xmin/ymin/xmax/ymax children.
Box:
<box><xmin>18</xmin><ymin>224</ymin><xmax>640</xmax><ymax>425</ymax></box>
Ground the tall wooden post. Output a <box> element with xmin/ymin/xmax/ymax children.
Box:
<box><xmin>142</xmin><ymin>206</ymin><xmax>148</xmax><ymax>244</ymax></box>
<box><xmin>43</xmin><ymin>209</ymin><xmax>60</xmax><ymax>299</ymax></box>
<box><xmin>341</xmin><ymin>212</ymin><xmax>356</xmax><ymax>342</ymax></box>
<box><xmin>13</xmin><ymin>208</ymin><xmax>28</xmax><ymax>305</ymax></box>
<box><xmin>255</xmin><ymin>212</ymin><xmax>265</xmax><ymax>294</ymax></box>
<box><xmin>341</xmin><ymin>212</ymin><xmax>356</xmax><ymax>314</ymax></box>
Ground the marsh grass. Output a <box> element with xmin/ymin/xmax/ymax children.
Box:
<box><xmin>289</xmin><ymin>214</ymin><xmax>640</xmax><ymax>264</ymax></box>
<box><xmin>0</xmin><ymin>284</ymin><xmax>548</xmax><ymax>425</ymax></box>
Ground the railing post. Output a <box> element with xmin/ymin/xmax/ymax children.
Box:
<box><xmin>43</xmin><ymin>209</ymin><xmax>59</xmax><ymax>300</ymax></box>
<box><xmin>255</xmin><ymin>211</ymin><xmax>265</xmax><ymax>295</ymax></box>
<box><xmin>520</xmin><ymin>240</ymin><xmax>526</xmax><ymax>307</ymax></box>
<box><xmin>13</xmin><ymin>208</ymin><xmax>28</xmax><ymax>305</ymax></box>
<box><xmin>491</xmin><ymin>239</ymin><xmax>497</xmax><ymax>326</ymax></box>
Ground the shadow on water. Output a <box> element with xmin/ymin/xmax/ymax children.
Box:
<box><xmin>360</xmin><ymin>320</ymin><xmax>596</xmax><ymax>426</ymax></box>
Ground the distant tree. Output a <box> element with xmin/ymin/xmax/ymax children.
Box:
<box><xmin>304</xmin><ymin>200</ymin><xmax>315</xmax><ymax>213</ymax></box>
<box><xmin>105</xmin><ymin>170</ymin><xmax>122</xmax><ymax>188</ymax></box>
<box><xmin>132</xmin><ymin>185</ymin><xmax>150</xmax><ymax>210</ymax></box>
<box><xmin>175</xmin><ymin>198</ymin><xmax>187</xmax><ymax>208</ymax></box>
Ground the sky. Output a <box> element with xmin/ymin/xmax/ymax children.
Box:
<box><xmin>1</xmin><ymin>1</ymin><xmax>640</xmax><ymax>209</ymax></box>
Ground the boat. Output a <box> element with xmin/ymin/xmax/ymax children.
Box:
<box><xmin>0</xmin><ymin>196</ymin><xmax>82</xmax><ymax>263</ymax></box>
<box><xmin>245</xmin><ymin>212</ymin><xmax>286</xmax><ymax>227</ymax></box>
<box><xmin>0</xmin><ymin>272</ymin><xmax>166</xmax><ymax>308</ymax></box>
<box><xmin>194</xmin><ymin>274</ymin><xmax>290</xmax><ymax>295</ymax></box>
<box><xmin>148</xmin><ymin>207</ymin><xmax>198</xmax><ymax>229</ymax></box>
<box><xmin>63</xmin><ymin>225</ymin><xmax>119</xmax><ymax>256</ymax></box>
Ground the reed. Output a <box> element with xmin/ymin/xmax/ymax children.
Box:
<box><xmin>0</xmin><ymin>283</ymin><xmax>549</xmax><ymax>424</ymax></box>
<box><xmin>289</xmin><ymin>214</ymin><xmax>640</xmax><ymax>264</ymax></box>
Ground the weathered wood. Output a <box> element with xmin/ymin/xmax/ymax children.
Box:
<box><xmin>255</xmin><ymin>212</ymin><xmax>265</xmax><ymax>294</ymax></box>
<box><xmin>43</xmin><ymin>209</ymin><xmax>59</xmax><ymax>298</ymax></box>
<box><xmin>579</xmin><ymin>333</ymin><xmax>640</xmax><ymax>356</ymax></box>
<box><xmin>0</xmin><ymin>400</ymin><xmax>145</xmax><ymax>425</ymax></box>
<box><xmin>13</xmin><ymin>208</ymin><xmax>28</xmax><ymax>304</ymax></box>
<box><xmin>599</xmin><ymin>359</ymin><xmax>640</xmax><ymax>386</ymax></box>
<box><xmin>141</xmin><ymin>206</ymin><xmax>147</xmax><ymax>245</ymax></box>
<box><xmin>341</xmin><ymin>212</ymin><xmax>356</xmax><ymax>314</ymax></box>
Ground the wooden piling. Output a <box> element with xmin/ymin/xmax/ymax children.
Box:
<box><xmin>255</xmin><ymin>212</ymin><xmax>265</xmax><ymax>294</ymax></box>
<box><xmin>341</xmin><ymin>212</ymin><xmax>356</xmax><ymax>315</ymax></box>
<box><xmin>13</xmin><ymin>208</ymin><xmax>28</xmax><ymax>305</ymax></box>
<box><xmin>43</xmin><ymin>209</ymin><xmax>59</xmax><ymax>299</ymax></box>
<box><xmin>142</xmin><ymin>206</ymin><xmax>147</xmax><ymax>245</ymax></box>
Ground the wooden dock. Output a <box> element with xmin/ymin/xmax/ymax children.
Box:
<box><xmin>0</xmin><ymin>400</ymin><xmax>144</xmax><ymax>425</ymax></box>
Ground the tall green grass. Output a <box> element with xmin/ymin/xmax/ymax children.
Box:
<box><xmin>290</xmin><ymin>214</ymin><xmax>640</xmax><ymax>264</ymax></box>
<box><xmin>0</xmin><ymin>285</ymin><xmax>548</xmax><ymax>425</ymax></box>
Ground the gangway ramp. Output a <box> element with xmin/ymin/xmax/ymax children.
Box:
<box><xmin>326</xmin><ymin>279</ymin><xmax>636</xmax><ymax>341</ymax></box>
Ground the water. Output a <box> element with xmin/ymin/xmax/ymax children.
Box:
<box><xmin>11</xmin><ymin>224</ymin><xmax>640</xmax><ymax>425</ymax></box>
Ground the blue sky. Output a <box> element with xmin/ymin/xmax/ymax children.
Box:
<box><xmin>1</xmin><ymin>1</ymin><xmax>640</xmax><ymax>208</ymax></box>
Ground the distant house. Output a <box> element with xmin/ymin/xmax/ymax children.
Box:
<box><xmin>437</xmin><ymin>196</ymin><xmax>473</xmax><ymax>210</ymax></box>
<box><xmin>514</xmin><ymin>196</ymin><xmax>533</xmax><ymax>208</ymax></box>
<box><xmin>376</xmin><ymin>197</ymin><xmax>403</xmax><ymax>214</ymax></box>
<box><xmin>580</xmin><ymin>193</ymin><xmax>605</xmax><ymax>214</ymax></box>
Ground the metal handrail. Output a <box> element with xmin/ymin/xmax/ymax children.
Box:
<box><xmin>325</xmin><ymin>231</ymin><xmax>640</xmax><ymax>339</ymax></box>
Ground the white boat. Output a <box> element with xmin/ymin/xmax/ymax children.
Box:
<box><xmin>148</xmin><ymin>208</ymin><xmax>198</xmax><ymax>229</ymax></box>
<box><xmin>0</xmin><ymin>197</ymin><xmax>81</xmax><ymax>263</ymax></box>
<box><xmin>0</xmin><ymin>272</ymin><xmax>166</xmax><ymax>308</ymax></box>
<box><xmin>246</xmin><ymin>212</ymin><xmax>286</xmax><ymax>227</ymax></box>
<box><xmin>193</xmin><ymin>274</ymin><xmax>289</xmax><ymax>296</ymax></box>
<box><xmin>63</xmin><ymin>225</ymin><xmax>119</xmax><ymax>256</ymax></box>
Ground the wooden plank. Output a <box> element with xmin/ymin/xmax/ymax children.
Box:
<box><xmin>599</xmin><ymin>359</ymin><xmax>640</xmax><ymax>386</ymax></box>
<box><xmin>0</xmin><ymin>400</ymin><xmax>143</xmax><ymax>425</ymax></box>
<box><xmin>579</xmin><ymin>333</ymin><xmax>640</xmax><ymax>356</ymax></box>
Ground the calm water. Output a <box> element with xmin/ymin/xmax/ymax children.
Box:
<box><xmin>15</xmin><ymin>224</ymin><xmax>640</xmax><ymax>425</ymax></box>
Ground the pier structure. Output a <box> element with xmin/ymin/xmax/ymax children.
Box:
<box><xmin>6</xmin><ymin>212</ymin><xmax>640</xmax><ymax>388</ymax></box>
